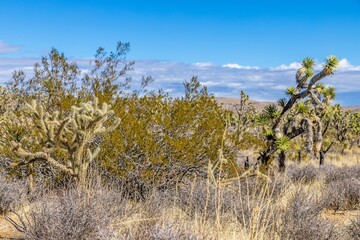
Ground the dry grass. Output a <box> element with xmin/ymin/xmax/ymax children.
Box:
<box><xmin>1</xmin><ymin>151</ymin><xmax>360</xmax><ymax>240</ymax></box>
<box><xmin>0</xmin><ymin>172</ymin><xmax>27</xmax><ymax>215</ymax></box>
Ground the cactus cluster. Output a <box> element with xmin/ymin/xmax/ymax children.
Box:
<box><xmin>9</xmin><ymin>98</ymin><xmax>120</xmax><ymax>187</ymax></box>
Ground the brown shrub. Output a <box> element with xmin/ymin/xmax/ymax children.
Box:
<box><xmin>323</xmin><ymin>178</ymin><xmax>360</xmax><ymax>211</ymax></box>
<box><xmin>287</xmin><ymin>164</ymin><xmax>319</xmax><ymax>184</ymax></box>
<box><xmin>0</xmin><ymin>172</ymin><xmax>26</xmax><ymax>214</ymax></box>
<box><xmin>277</xmin><ymin>189</ymin><xmax>339</xmax><ymax>240</ymax></box>
<box><xmin>347</xmin><ymin>214</ymin><xmax>360</xmax><ymax>240</ymax></box>
<box><xmin>9</xmin><ymin>186</ymin><xmax>127</xmax><ymax>240</ymax></box>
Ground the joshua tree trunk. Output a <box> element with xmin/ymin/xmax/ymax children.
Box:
<box><xmin>278</xmin><ymin>150</ymin><xmax>286</xmax><ymax>172</ymax></box>
<box><xmin>244</xmin><ymin>156</ymin><xmax>250</xmax><ymax>170</ymax></box>
<box><xmin>297</xmin><ymin>151</ymin><xmax>302</xmax><ymax>163</ymax></box>
<box><xmin>319</xmin><ymin>142</ymin><xmax>334</xmax><ymax>166</ymax></box>
<box><xmin>319</xmin><ymin>151</ymin><xmax>325</xmax><ymax>165</ymax></box>
<box><xmin>257</xmin><ymin>145</ymin><xmax>277</xmax><ymax>171</ymax></box>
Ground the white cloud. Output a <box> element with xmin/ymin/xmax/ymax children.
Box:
<box><xmin>0</xmin><ymin>41</ymin><xmax>19</xmax><ymax>53</ymax></box>
<box><xmin>271</xmin><ymin>62</ymin><xmax>302</xmax><ymax>70</ymax></box>
<box><xmin>200</xmin><ymin>81</ymin><xmax>221</xmax><ymax>87</ymax></box>
<box><xmin>192</xmin><ymin>62</ymin><xmax>214</xmax><ymax>68</ymax></box>
<box><xmin>271</xmin><ymin>85</ymin><xmax>288</xmax><ymax>90</ymax></box>
<box><xmin>163</xmin><ymin>88</ymin><xmax>174</xmax><ymax>93</ymax></box>
<box><xmin>0</xmin><ymin>58</ymin><xmax>359</xmax><ymax>106</ymax></box>
<box><xmin>337</xmin><ymin>58</ymin><xmax>360</xmax><ymax>71</ymax></box>
<box><xmin>222</xmin><ymin>63</ymin><xmax>259</xmax><ymax>70</ymax></box>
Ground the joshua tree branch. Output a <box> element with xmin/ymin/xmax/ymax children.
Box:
<box><xmin>324</xmin><ymin>141</ymin><xmax>334</xmax><ymax>154</ymax></box>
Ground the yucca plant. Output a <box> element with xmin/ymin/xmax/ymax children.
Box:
<box><xmin>277</xmin><ymin>98</ymin><xmax>287</xmax><ymax>108</ymax></box>
<box><xmin>295</xmin><ymin>102</ymin><xmax>308</xmax><ymax>114</ymax></box>
<box><xmin>286</xmin><ymin>86</ymin><xmax>297</xmax><ymax>96</ymax></box>
<box><xmin>275</xmin><ymin>136</ymin><xmax>291</xmax><ymax>172</ymax></box>
<box><xmin>324</xmin><ymin>56</ymin><xmax>339</xmax><ymax>75</ymax></box>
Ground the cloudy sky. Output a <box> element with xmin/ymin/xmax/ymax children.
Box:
<box><xmin>1</xmin><ymin>0</ymin><xmax>360</xmax><ymax>105</ymax></box>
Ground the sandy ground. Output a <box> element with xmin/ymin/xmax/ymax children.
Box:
<box><xmin>1</xmin><ymin>210</ymin><xmax>359</xmax><ymax>239</ymax></box>
<box><xmin>0</xmin><ymin>215</ymin><xmax>24</xmax><ymax>240</ymax></box>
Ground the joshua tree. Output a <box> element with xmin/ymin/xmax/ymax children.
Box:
<box><xmin>257</xmin><ymin>56</ymin><xmax>339</xmax><ymax>170</ymax></box>
<box><xmin>305</xmin><ymin>83</ymin><xmax>336</xmax><ymax>165</ymax></box>
<box><xmin>5</xmin><ymin>98</ymin><xmax>120</xmax><ymax>189</ymax></box>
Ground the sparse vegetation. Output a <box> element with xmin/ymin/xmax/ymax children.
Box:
<box><xmin>0</xmin><ymin>172</ymin><xmax>26</xmax><ymax>214</ymax></box>
<box><xmin>347</xmin><ymin>214</ymin><xmax>360</xmax><ymax>240</ymax></box>
<box><xmin>287</xmin><ymin>164</ymin><xmax>319</xmax><ymax>183</ymax></box>
<box><xmin>277</xmin><ymin>188</ymin><xmax>339</xmax><ymax>240</ymax></box>
<box><xmin>0</xmin><ymin>43</ymin><xmax>359</xmax><ymax>239</ymax></box>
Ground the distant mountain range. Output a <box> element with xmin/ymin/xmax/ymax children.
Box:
<box><xmin>216</xmin><ymin>97</ymin><xmax>360</xmax><ymax>112</ymax></box>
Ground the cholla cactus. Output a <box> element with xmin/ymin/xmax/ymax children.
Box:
<box><xmin>9</xmin><ymin>98</ymin><xmax>120</xmax><ymax>187</ymax></box>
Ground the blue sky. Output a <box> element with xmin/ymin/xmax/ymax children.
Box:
<box><xmin>1</xmin><ymin>0</ymin><xmax>360</xmax><ymax>105</ymax></box>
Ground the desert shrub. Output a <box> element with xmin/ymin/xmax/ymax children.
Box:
<box><xmin>347</xmin><ymin>214</ymin><xmax>360</xmax><ymax>240</ymax></box>
<box><xmin>118</xmin><ymin>171</ymin><xmax>152</xmax><ymax>201</ymax></box>
<box><xmin>117</xmin><ymin>186</ymin><xmax>212</xmax><ymax>240</ymax></box>
<box><xmin>176</xmin><ymin>176</ymin><xmax>282</xmax><ymax>229</ymax></box>
<box><xmin>138</xmin><ymin>187</ymin><xmax>180</xmax><ymax>219</ymax></box>
<box><xmin>322</xmin><ymin>165</ymin><xmax>360</xmax><ymax>184</ymax></box>
<box><xmin>269</xmin><ymin>175</ymin><xmax>288</xmax><ymax>198</ymax></box>
<box><xmin>149</xmin><ymin>221</ymin><xmax>208</xmax><ymax>240</ymax></box>
<box><xmin>287</xmin><ymin>164</ymin><xmax>319</xmax><ymax>183</ymax></box>
<box><xmin>176</xmin><ymin>180</ymin><xmax>218</xmax><ymax>219</ymax></box>
<box><xmin>0</xmin><ymin>172</ymin><xmax>26</xmax><ymax>214</ymax></box>
<box><xmin>10</xmin><ymin>186</ymin><xmax>127</xmax><ymax>240</ymax></box>
<box><xmin>99</xmin><ymin>78</ymin><xmax>238</xmax><ymax>191</ymax></box>
<box><xmin>323</xmin><ymin>178</ymin><xmax>360</xmax><ymax>211</ymax></box>
<box><xmin>120</xmin><ymin>219</ymin><xmax>210</xmax><ymax>240</ymax></box>
<box><xmin>228</xmin><ymin>177</ymin><xmax>281</xmax><ymax>237</ymax></box>
<box><xmin>277</xmin><ymin>189</ymin><xmax>339</xmax><ymax>240</ymax></box>
<box><xmin>231</xmin><ymin>175</ymin><xmax>287</xmax><ymax>200</ymax></box>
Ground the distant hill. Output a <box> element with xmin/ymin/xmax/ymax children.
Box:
<box><xmin>216</xmin><ymin>97</ymin><xmax>360</xmax><ymax>112</ymax></box>
<box><xmin>344</xmin><ymin>106</ymin><xmax>360</xmax><ymax>112</ymax></box>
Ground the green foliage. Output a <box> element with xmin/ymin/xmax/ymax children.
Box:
<box><xmin>286</xmin><ymin>86</ymin><xmax>297</xmax><ymax>96</ymax></box>
<box><xmin>81</xmin><ymin>41</ymin><xmax>135</xmax><ymax>103</ymax></box>
<box><xmin>263</xmin><ymin>104</ymin><xmax>280</xmax><ymax>121</ymax></box>
<box><xmin>256</xmin><ymin>56</ymin><xmax>341</xmax><ymax>169</ymax></box>
<box><xmin>305</xmin><ymin>67</ymin><xmax>314</xmax><ymax>78</ymax></box>
<box><xmin>324</xmin><ymin>56</ymin><xmax>340</xmax><ymax>74</ymax></box>
<box><xmin>315</xmin><ymin>83</ymin><xmax>326</xmax><ymax>92</ymax></box>
<box><xmin>98</xmin><ymin>80</ymin><xmax>238</xmax><ymax>188</ymax></box>
<box><xmin>275</xmin><ymin>136</ymin><xmax>291</xmax><ymax>151</ymax></box>
<box><xmin>0</xmin><ymin>42</ymin><xmax>240</xmax><ymax>190</ymax></box>
<box><xmin>0</xmin><ymin>44</ymin><xmax>352</xmax><ymax>189</ymax></box>
<box><xmin>229</xmin><ymin>90</ymin><xmax>258</xmax><ymax>147</ymax></box>
<box><xmin>277</xmin><ymin>98</ymin><xmax>287</xmax><ymax>108</ymax></box>
<box><xmin>323</xmin><ymin>86</ymin><xmax>336</xmax><ymax>100</ymax></box>
<box><xmin>295</xmin><ymin>102</ymin><xmax>308</xmax><ymax>114</ymax></box>
<box><xmin>265</xmin><ymin>129</ymin><xmax>275</xmax><ymax>139</ymax></box>
<box><xmin>302</xmin><ymin>57</ymin><xmax>315</xmax><ymax>69</ymax></box>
